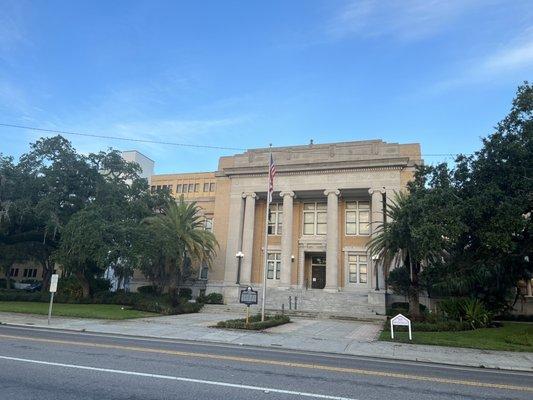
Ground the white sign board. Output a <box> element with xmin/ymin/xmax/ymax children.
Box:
<box><xmin>390</xmin><ymin>313</ymin><xmax>412</xmax><ymax>340</ymax></box>
<box><xmin>49</xmin><ymin>274</ymin><xmax>59</xmax><ymax>293</ymax></box>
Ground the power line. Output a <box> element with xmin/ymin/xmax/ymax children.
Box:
<box><xmin>0</xmin><ymin>123</ymin><xmax>247</xmax><ymax>151</ymax></box>
<box><xmin>0</xmin><ymin>122</ymin><xmax>463</xmax><ymax>157</ymax></box>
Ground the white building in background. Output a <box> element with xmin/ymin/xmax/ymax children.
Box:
<box><xmin>121</xmin><ymin>150</ymin><xmax>155</xmax><ymax>184</ymax></box>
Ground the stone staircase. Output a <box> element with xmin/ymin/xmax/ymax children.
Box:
<box><xmin>201</xmin><ymin>288</ymin><xmax>386</xmax><ymax>322</ymax></box>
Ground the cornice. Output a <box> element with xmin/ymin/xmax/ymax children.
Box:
<box><xmin>219</xmin><ymin>158</ymin><xmax>409</xmax><ymax>178</ymax></box>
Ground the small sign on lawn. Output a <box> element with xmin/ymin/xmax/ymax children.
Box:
<box><xmin>49</xmin><ymin>274</ymin><xmax>59</xmax><ymax>293</ymax></box>
<box><xmin>390</xmin><ymin>313</ymin><xmax>412</xmax><ymax>340</ymax></box>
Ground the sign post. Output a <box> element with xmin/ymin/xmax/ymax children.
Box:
<box><xmin>390</xmin><ymin>313</ymin><xmax>412</xmax><ymax>340</ymax></box>
<box><xmin>48</xmin><ymin>274</ymin><xmax>59</xmax><ymax>325</ymax></box>
<box><xmin>239</xmin><ymin>286</ymin><xmax>258</xmax><ymax>325</ymax></box>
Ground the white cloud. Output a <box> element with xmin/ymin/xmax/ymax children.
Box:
<box><xmin>0</xmin><ymin>0</ymin><xmax>30</xmax><ymax>58</ymax></box>
<box><xmin>428</xmin><ymin>29</ymin><xmax>533</xmax><ymax>93</ymax></box>
<box><xmin>327</xmin><ymin>0</ymin><xmax>482</xmax><ymax>41</ymax></box>
<box><xmin>482</xmin><ymin>31</ymin><xmax>533</xmax><ymax>74</ymax></box>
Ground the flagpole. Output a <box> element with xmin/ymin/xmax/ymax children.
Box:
<box><xmin>260</xmin><ymin>150</ymin><xmax>272</xmax><ymax>322</ymax></box>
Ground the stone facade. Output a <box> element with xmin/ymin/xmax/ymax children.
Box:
<box><xmin>149</xmin><ymin>139</ymin><xmax>422</xmax><ymax>316</ymax></box>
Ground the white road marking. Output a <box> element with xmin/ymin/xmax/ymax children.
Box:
<box><xmin>0</xmin><ymin>355</ymin><xmax>358</xmax><ymax>400</ymax></box>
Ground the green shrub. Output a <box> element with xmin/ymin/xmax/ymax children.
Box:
<box><xmin>438</xmin><ymin>298</ymin><xmax>491</xmax><ymax>328</ymax></box>
<box><xmin>216</xmin><ymin>314</ymin><xmax>290</xmax><ymax>330</ymax></box>
<box><xmin>137</xmin><ymin>285</ymin><xmax>159</xmax><ymax>295</ymax></box>
<box><xmin>178</xmin><ymin>288</ymin><xmax>192</xmax><ymax>300</ymax></box>
<box><xmin>463</xmin><ymin>298</ymin><xmax>491</xmax><ymax>329</ymax></box>
<box><xmin>89</xmin><ymin>277</ymin><xmax>112</xmax><ymax>294</ymax></box>
<box><xmin>383</xmin><ymin>319</ymin><xmax>472</xmax><ymax>332</ymax></box>
<box><xmin>438</xmin><ymin>298</ymin><xmax>465</xmax><ymax>321</ymax></box>
<box><xmin>0</xmin><ymin>289</ymin><xmax>47</xmax><ymax>302</ymax></box>
<box><xmin>198</xmin><ymin>292</ymin><xmax>223</xmax><ymax>304</ymax></box>
<box><xmin>495</xmin><ymin>314</ymin><xmax>533</xmax><ymax>322</ymax></box>
<box><xmin>131</xmin><ymin>297</ymin><xmax>203</xmax><ymax>315</ymax></box>
<box><xmin>386</xmin><ymin>302</ymin><xmax>427</xmax><ymax>316</ymax></box>
<box><xmin>58</xmin><ymin>276</ymin><xmax>84</xmax><ymax>301</ymax></box>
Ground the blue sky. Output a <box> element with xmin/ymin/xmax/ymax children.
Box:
<box><xmin>0</xmin><ymin>0</ymin><xmax>532</xmax><ymax>174</ymax></box>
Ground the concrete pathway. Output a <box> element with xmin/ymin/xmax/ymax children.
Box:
<box><xmin>0</xmin><ymin>311</ymin><xmax>531</xmax><ymax>372</ymax></box>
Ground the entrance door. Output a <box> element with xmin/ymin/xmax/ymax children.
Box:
<box><xmin>311</xmin><ymin>266</ymin><xmax>326</xmax><ymax>289</ymax></box>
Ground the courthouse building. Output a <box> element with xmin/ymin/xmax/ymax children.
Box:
<box><xmin>147</xmin><ymin>139</ymin><xmax>422</xmax><ymax>317</ymax></box>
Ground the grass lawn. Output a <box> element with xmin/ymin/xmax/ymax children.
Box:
<box><xmin>0</xmin><ymin>301</ymin><xmax>157</xmax><ymax>320</ymax></box>
<box><xmin>380</xmin><ymin>322</ymin><xmax>533</xmax><ymax>352</ymax></box>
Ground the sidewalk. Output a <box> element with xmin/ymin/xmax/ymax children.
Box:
<box><xmin>0</xmin><ymin>311</ymin><xmax>531</xmax><ymax>372</ymax></box>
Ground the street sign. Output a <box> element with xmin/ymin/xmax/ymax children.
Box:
<box><xmin>239</xmin><ymin>286</ymin><xmax>258</xmax><ymax>305</ymax></box>
<box><xmin>390</xmin><ymin>313</ymin><xmax>412</xmax><ymax>340</ymax></box>
<box><xmin>49</xmin><ymin>274</ymin><xmax>59</xmax><ymax>293</ymax></box>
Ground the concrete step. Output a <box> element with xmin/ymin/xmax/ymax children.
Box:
<box><xmin>201</xmin><ymin>304</ymin><xmax>385</xmax><ymax>322</ymax></box>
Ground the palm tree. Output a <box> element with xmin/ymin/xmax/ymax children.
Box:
<box><xmin>367</xmin><ymin>191</ymin><xmax>444</xmax><ymax>318</ymax></box>
<box><xmin>143</xmin><ymin>196</ymin><xmax>218</xmax><ymax>299</ymax></box>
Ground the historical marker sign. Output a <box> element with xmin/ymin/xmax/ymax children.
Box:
<box><xmin>390</xmin><ymin>313</ymin><xmax>412</xmax><ymax>340</ymax></box>
<box><xmin>239</xmin><ymin>286</ymin><xmax>258</xmax><ymax>305</ymax></box>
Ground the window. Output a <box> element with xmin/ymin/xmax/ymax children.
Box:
<box><xmin>267</xmin><ymin>253</ymin><xmax>281</xmax><ymax>279</ymax></box>
<box><xmin>210</xmin><ymin>182</ymin><xmax>216</xmax><ymax>192</ymax></box>
<box><xmin>204</xmin><ymin>218</ymin><xmax>213</xmax><ymax>232</ymax></box>
<box><xmin>156</xmin><ymin>185</ymin><xmax>161</xmax><ymax>190</ymax></box>
<box><xmin>188</xmin><ymin>183</ymin><xmax>194</xmax><ymax>193</ymax></box>
<box><xmin>348</xmin><ymin>254</ymin><xmax>368</xmax><ymax>284</ymax></box>
<box><xmin>203</xmin><ymin>183</ymin><xmax>209</xmax><ymax>192</ymax></box>
<box><xmin>181</xmin><ymin>184</ymin><xmax>187</xmax><ymax>193</ymax></box>
<box><xmin>200</xmin><ymin>264</ymin><xmax>209</xmax><ymax>280</ymax></box>
<box><xmin>22</xmin><ymin>268</ymin><xmax>37</xmax><ymax>278</ymax></box>
<box><xmin>345</xmin><ymin>201</ymin><xmax>370</xmax><ymax>236</ymax></box>
<box><xmin>176</xmin><ymin>184</ymin><xmax>182</xmax><ymax>193</ymax></box>
<box><xmin>267</xmin><ymin>203</ymin><xmax>282</xmax><ymax>235</ymax></box>
<box><xmin>303</xmin><ymin>203</ymin><xmax>327</xmax><ymax>235</ymax></box>
<box><xmin>10</xmin><ymin>268</ymin><xmax>18</xmax><ymax>277</ymax></box>
<box><xmin>150</xmin><ymin>186</ymin><xmax>155</xmax><ymax>193</ymax></box>
<box><xmin>194</xmin><ymin>183</ymin><xmax>199</xmax><ymax>192</ymax></box>
<box><xmin>168</xmin><ymin>185</ymin><xmax>173</xmax><ymax>192</ymax></box>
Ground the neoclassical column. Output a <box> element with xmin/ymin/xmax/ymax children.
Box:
<box><xmin>324</xmin><ymin>189</ymin><xmax>340</xmax><ymax>290</ymax></box>
<box><xmin>223</xmin><ymin>194</ymin><xmax>245</xmax><ymax>284</ymax></box>
<box><xmin>368</xmin><ymin>188</ymin><xmax>386</xmax><ymax>290</ymax></box>
<box><xmin>240</xmin><ymin>192</ymin><xmax>256</xmax><ymax>284</ymax></box>
<box><xmin>279</xmin><ymin>191</ymin><xmax>295</xmax><ymax>287</ymax></box>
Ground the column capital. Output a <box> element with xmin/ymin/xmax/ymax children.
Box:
<box><xmin>368</xmin><ymin>187</ymin><xmax>386</xmax><ymax>195</ymax></box>
<box><xmin>279</xmin><ymin>190</ymin><xmax>295</xmax><ymax>198</ymax></box>
<box><xmin>241</xmin><ymin>192</ymin><xmax>257</xmax><ymax>199</ymax></box>
<box><xmin>323</xmin><ymin>189</ymin><xmax>340</xmax><ymax>197</ymax></box>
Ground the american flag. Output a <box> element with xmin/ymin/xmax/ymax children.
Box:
<box><xmin>267</xmin><ymin>153</ymin><xmax>276</xmax><ymax>204</ymax></box>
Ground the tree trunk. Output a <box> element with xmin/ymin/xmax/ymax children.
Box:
<box><xmin>41</xmin><ymin>259</ymin><xmax>53</xmax><ymax>293</ymax></box>
<box><xmin>408</xmin><ymin>259</ymin><xmax>421</xmax><ymax>319</ymax></box>
<box><xmin>76</xmin><ymin>272</ymin><xmax>91</xmax><ymax>299</ymax></box>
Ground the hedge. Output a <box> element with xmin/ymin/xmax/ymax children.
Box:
<box><xmin>215</xmin><ymin>314</ymin><xmax>290</xmax><ymax>330</ymax></box>
<box><xmin>383</xmin><ymin>319</ymin><xmax>473</xmax><ymax>332</ymax></box>
<box><xmin>197</xmin><ymin>292</ymin><xmax>223</xmax><ymax>304</ymax></box>
<box><xmin>0</xmin><ymin>289</ymin><xmax>202</xmax><ymax>315</ymax></box>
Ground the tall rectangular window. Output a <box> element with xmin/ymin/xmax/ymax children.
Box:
<box><xmin>267</xmin><ymin>252</ymin><xmax>281</xmax><ymax>279</ymax></box>
<box><xmin>194</xmin><ymin>183</ymin><xmax>199</xmax><ymax>192</ymax></box>
<box><xmin>204</xmin><ymin>218</ymin><xmax>213</xmax><ymax>232</ymax></box>
<box><xmin>203</xmin><ymin>182</ymin><xmax>209</xmax><ymax>192</ymax></box>
<box><xmin>303</xmin><ymin>203</ymin><xmax>327</xmax><ymax>235</ymax></box>
<box><xmin>345</xmin><ymin>201</ymin><xmax>371</xmax><ymax>236</ymax></box>
<box><xmin>210</xmin><ymin>182</ymin><xmax>216</xmax><ymax>192</ymax></box>
<box><xmin>188</xmin><ymin>183</ymin><xmax>194</xmax><ymax>192</ymax></box>
<box><xmin>176</xmin><ymin>184</ymin><xmax>182</xmax><ymax>193</ymax></box>
<box><xmin>348</xmin><ymin>253</ymin><xmax>368</xmax><ymax>284</ymax></box>
<box><xmin>200</xmin><ymin>263</ymin><xmax>208</xmax><ymax>280</ymax></box>
<box><xmin>267</xmin><ymin>203</ymin><xmax>282</xmax><ymax>235</ymax></box>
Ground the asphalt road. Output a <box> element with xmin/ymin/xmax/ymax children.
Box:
<box><xmin>0</xmin><ymin>324</ymin><xmax>531</xmax><ymax>400</ymax></box>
